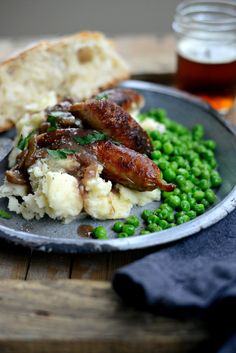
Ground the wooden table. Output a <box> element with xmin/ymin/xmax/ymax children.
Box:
<box><xmin>0</xmin><ymin>35</ymin><xmax>235</xmax><ymax>353</ymax></box>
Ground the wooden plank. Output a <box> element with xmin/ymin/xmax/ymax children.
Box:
<box><xmin>71</xmin><ymin>253</ymin><xmax>110</xmax><ymax>280</ymax></box>
<box><xmin>71</xmin><ymin>249</ymin><xmax>149</xmax><ymax>281</ymax></box>
<box><xmin>0</xmin><ymin>280</ymin><xmax>214</xmax><ymax>353</ymax></box>
<box><xmin>26</xmin><ymin>252</ymin><xmax>71</xmax><ymax>280</ymax></box>
<box><xmin>0</xmin><ymin>241</ymin><xmax>30</xmax><ymax>279</ymax></box>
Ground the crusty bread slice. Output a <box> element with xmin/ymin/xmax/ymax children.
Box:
<box><xmin>0</xmin><ymin>32</ymin><xmax>129</xmax><ymax>131</ymax></box>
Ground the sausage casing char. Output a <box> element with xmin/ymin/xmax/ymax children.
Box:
<box><xmin>69</xmin><ymin>99</ymin><xmax>153</xmax><ymax>155</ymax></box>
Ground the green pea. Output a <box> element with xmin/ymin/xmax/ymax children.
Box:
<box><xmin>187</xmin><ymin>210</ymin><xmax>197</xmax><ymax>220</ymax></box>
<box><xmin>118</xmin><ymin>232</ymin><xmax>129</xmax><ymax>238</ymax></box>
<box><xmin>176</xmin><ymin>215</ymin><xmax>190</xmax><ymax>225</ymax></box>
<box><xmin>151</xmin><ymin>150</ymin><xmax>162</xmax><ymax>160</ymax></box>
<box><xmin>112</xmin><ymin>221</ymin><xmax>123</xmax><ymax>233</ymax></box>
<box><xmin>180</xmin><ymin>180</ymin><xmax>194</xmax><ymax>193</ymax></box>
<box><xmin>192</xmin><ymin>124</ymin><xmax>204</xmax><ymax>140</ymax></box>
<box><xmin>177</xmin><ymin>168</ymin><xmax>189</xmax><ymax>179</ymax></box>
<box><xmin>203</xmin><ymin>149</ymin><xmax>214</xmax><ymax>161</ymax></box>
<box><xmin>200</xmin><ymin>169</ymin><xmax>210</xmax><ymax>180</ymax></box>
<box><xmin>173</xmin><ymin>188</ymin><xmax>181</xmax><ymax>195</ymax></box>
<box><xmin>122</xmin><ymin>224</ymin><xmax>135</xmax><ymax>236</ymax></box>
<box><xmin>211</xmin><ymin>173</ymin><xmax>222</xmax><ymax>188</ymax></box>
<box><xmin>205</xmin><ymin>189</ymin><xmax>216</xmax><ymax>204</ymax></box>
<box><xmin>162</xmin><ymin>191</ymin><xmax>171</xmax><ymax>199</ymax></box>
<box><xmin>193</xmin><ymin>190</ymin><xmax>205</xmax><ymax>201</ymax></box>
<box><xmin>186</xmin><ymin>151</ymin><xmax>198</xmax><ymax>162</ymax></box>
<box><xmin>176</xmin><ymin>175</ymin><xmax>186</xmax><ymax>186</ymax></box>
<box><xmin>158</xmin><ymin>159</ymin><xmax>169</xmax><ymax>170</ymax></box>
<box><xmin>192</xmin><ymin>167</ymin><xmax>201</xmax><ymax>177</ymax></box>
<box><xmin>188</xmin><ymin>198</ymin><xmax>197</xmax><ymax>208</ymax></box>
<box><xmin>204</xmin><ymin>140</ymin><xmax>216</xmax><ymax>150</ymax></box>
<box><xmin>150</xmin><ymin>130</ymin><xmax>161</xmax><ymax>141</ymax></box>
<box><xmin>147</xmin><ymin>223</ymin><xmax>160</xmax><ymax>232</ymax></box>
<box><xmin>163</xmin><ymin>142</ymin><xmax>174</xmax><ymax>155</ymax></box>
<box><xmin>160</xmin><ymin>203</ymin><xmax>173</xmax><ymax>212</ymax></box>
<box><xmin>201</xmin><ymin>198</ymin><xmax>209</xmax><ymax>208</ymax></box>
<box><xmin>209</xmin><ymin>158</ymin><xmax>217</xmax><ymax>169</ymax></box>
<box><xmin>192</xmin><ymin>159</ymin><xmax>202</xmax><ymax>168</ymax></box>
<box><xmin>125</xmin><ymin>216</ymin><xmax>140</xmax><ymax>228</ymax></box>
<box><xmin>167</xmin><ymin>195</ymin><xmax>181</xmax><ymax>208</ymax></box>
<box><xmin>152</xmin><ymin>140</ymin><xmax>162</xmax><ymax>150</ymax></box>
<box><xmin>140</xmin><ymin>230</ymin><xmax>150</xmax><ymax>235</ymax></box>
<box><xmin>198</xmin><ymin>179</ymin><xmax>210</xmax><ymax>191</ymax></box>
<box><xmin>158</xmin><ymin>219</ymin><xmax>169</xmax><ymax>229</ymax></box>
<box><xmin>180</xmin><ymin>200</ymin><xmax>191</xmax><ymax>212</ymax></box>
<box><xmin>188</xmin><ymin>174</ymin><xmax>199</xmax><ymax>185</ymax></box>
<box><xmin>194</xmin><ymin>203</ymin><xmax>205</xmax><ymax>215</ymax></box>
<box><xmin>159</xmin><ymin>209</ymin><xmax>169</xmax><ymax>220</ymax></box>
<box><xmin>92</xmin><ymin>226</ymin><xmax>108</xmax><ymax>240</ymax></box>
<box><xmin>180</xmin><ymin>193</ymin><xmax>188</xmax><ymax>200</ymax></box>
<box><xmin>170</xmin><ymin>161</ymin><xmax>178</xmax><ymax>171</ymax></box>
<box><xmin>141</xmin><ymin>209</ymin><xmax>152</xmax><ymax>220</ymax></box>
<box><xmin>167</xmin><ymin>212</ymin><xmax>175</xmax><ymax>223</ymax></box>
<box><xmin>147</xmin><ymin>214</ymin><xmax>159</xmax><ymax>224</ymax></box>
<box><xmin>163</xmin><ymin>169</ymin><xmax>176</xmax><ymax>182</ymax></box>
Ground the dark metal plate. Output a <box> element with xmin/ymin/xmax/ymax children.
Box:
<box><xmin>0</xmin><ymin>80</ymin><xmax>235</xmax><ymax>253</ymax></box>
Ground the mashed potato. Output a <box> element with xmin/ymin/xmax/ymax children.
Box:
<box><xmin>0</xmin><ymin>156</ymin><xmax>161</xmax><ymax>223</ymax></box>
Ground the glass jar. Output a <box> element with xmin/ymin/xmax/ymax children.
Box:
<box><xmin>172</xmin><ymin>0</ymin><xmax>236</xmax><ymax>113</ymax></box>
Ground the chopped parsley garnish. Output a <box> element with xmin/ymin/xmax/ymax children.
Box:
<box><xmin>95</xmin><ymin>93</ymin><xmax>108</xmax><ymax>101</ymax></box>
<box><xmin>74</xmin><ymin>131</ymin><xmax>107</xmax><ymax>145</ymax></box>
<box><xmin>47</xmin><ymin>114</ymin><xmax>58</xmax><ymax>130</ymax></box>
<box><xmin>47</xmin><ymin>149</ymin><xmax>76</xmax><ymax>159</ymax></box>
<box><xmin>0</xmin><ymin>209</ymin><xmax>12</xmax><ymax>219</ymax></box>
<box><xmin>17</xmin><ymin>131</ymin><xmax>35</xmax><ymax>150</ymax></box>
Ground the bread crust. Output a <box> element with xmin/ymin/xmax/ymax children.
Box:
<box><xmin>0</xmin><ymin>31</ymin><xmax>130</xmax><ymax>131</ymax></box>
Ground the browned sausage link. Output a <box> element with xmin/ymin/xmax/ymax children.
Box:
<box><xmin>88</xmin><ymin>140</ymin><xmax>175</xmax><ymax>192</ymax></box>
<box><xmin>69</xmin><ymin>100</ymin><xmax>153</xmax><ymax>155</ymax></box>
<box><xmin>98</xmin><ymin>88</ymin><xmax>145</xmax><ymax>113</ymax></box>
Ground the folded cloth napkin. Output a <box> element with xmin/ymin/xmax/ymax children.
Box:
<box><xmin>113</xmin><ymin>208</ymin><xmax>236</xmax><ymax>353</ymax></box>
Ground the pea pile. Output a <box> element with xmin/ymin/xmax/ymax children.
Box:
<box><xmin>92</xmin><ymin>109</ymin><xmax>222</xmax><ymax>240</ymax></box>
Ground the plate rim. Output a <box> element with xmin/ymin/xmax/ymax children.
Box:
<box><xmin>0</xmin><ymin>80</ymin><xmax>236</xmax><ymax>253</ymax></box>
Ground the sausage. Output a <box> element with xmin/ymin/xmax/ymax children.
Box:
<box><xmin>87</xmin><ymin>140</ymin><xmax>175</xmax><ymax>192</ymax></box>
<box><xmin>36</xmin><ymin>129</ymin><xmax>174</xmax><ymax>192</ymax></box>
<box><xmin>69</xmin><ymin>99</ymin><xmax>153</xmax><ymax>155</ymax></box>
<box><xmin>97</xmin><ymin>88</ymin><xmax>145</xmax><ymax>113</ymax></box>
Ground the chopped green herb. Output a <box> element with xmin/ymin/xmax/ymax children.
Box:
<box><xmin>47</xmin><ymin>149</ymin><xmax>76</xmax><ymax>159</ymax></box>
<box><xmin>47</xmin><ymin>126</ymin><xmax>57</xmax><ymax>132</ymax></box>
<box><xmin>17</xmin><ymin>131</ymin><xmax>35</xmax><ymax>150</ymax></box>
<box><xmin>74</xmin><ymin>131</ymin><xmax>107</xmax><ymax>145</ymax></box>
<box><xmin>95</xmin><ymin>93</ymin><xmax>108</xmax><ymax>101</ymax></box>
<box><xmin>0</xmin><ymin>209</ymin><xmax>12</xmax><ymax>219</ymax></box>
<box><xmin>47</xmin><ymin>115</ymin><xmax>58</xmax><ymax>130</ymax></box>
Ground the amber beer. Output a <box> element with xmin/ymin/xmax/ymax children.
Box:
<box><xmin>176</xmin><ymin>42</ymin><xmax>236</xmax><ymax>112</ymax></box>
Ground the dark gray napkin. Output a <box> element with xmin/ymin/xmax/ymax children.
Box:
<box><xmin>113</xmin><ymin>208</ymin><xmax>236</xmax><ymax>353</ymax></box>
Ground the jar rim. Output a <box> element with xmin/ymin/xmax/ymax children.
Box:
<box><xmin>173</xmin><ymin>0</ymin><xmax>236</xmax><ymax>34</ymax></box>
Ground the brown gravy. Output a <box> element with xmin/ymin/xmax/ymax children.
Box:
<box><xmin>77</xmin><ymin>224</ymin><xmax>94</xmax><ymax>238</ymax></box>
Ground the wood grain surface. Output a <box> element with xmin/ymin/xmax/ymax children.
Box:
<box><xmin>0</xmin><ymin>280</ymin><xmax>217</xmax><ymax>353</ymax></box>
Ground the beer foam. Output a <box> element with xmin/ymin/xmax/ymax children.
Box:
<box><xmin>178</xmin><ymin>38</ymin><xmax>236</xmax><ymax>64</ymax></box>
